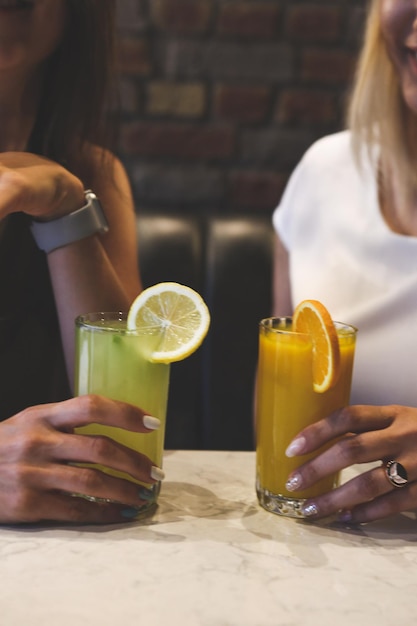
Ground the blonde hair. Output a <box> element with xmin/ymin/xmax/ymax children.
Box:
<box><xmin>348</xmin><ymin>0</ymin><xmax>417</xmax><ymax>195</ymax></box>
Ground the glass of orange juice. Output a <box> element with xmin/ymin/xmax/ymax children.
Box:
<box><xmin>255</xmin><ymin>315</ymin><xmax>357</xmax><ymax>518</ymax></box>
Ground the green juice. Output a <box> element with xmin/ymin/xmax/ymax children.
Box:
<box><xmin>74</xmin><ymin>313</ymin><xmax>170</xmax><ymax>485</ymax></box>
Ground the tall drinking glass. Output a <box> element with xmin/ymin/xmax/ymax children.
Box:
<box><xmin>74</xmin><ymin>312</ymin><xmax>170</xmax><ymax>512</ymax></box>
<box><xmin>255</xmin><ymin>317</ymin><xmax>357</xmax><ymax>518</ymax></box>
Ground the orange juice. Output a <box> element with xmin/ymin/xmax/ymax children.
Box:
<box><xmin>255</xmin><ymin>317</ymin><xmax>356</xmax><ymax>517</ymax></box>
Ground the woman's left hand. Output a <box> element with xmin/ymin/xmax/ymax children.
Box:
<box><xmin>285</xmin><ymin>404</ymin><xmax>417</xmax><ymax>524</ymax></box>
<box><xmin>0</xmin><ymin>151</ymin><xmax>85</xmax><ymax>221</ymax></box>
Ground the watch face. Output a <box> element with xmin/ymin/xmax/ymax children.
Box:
<box><xmin>87</xmin><ymin>193</ymin><xmax>109</xmax><ymax>234</ymax></box>
<box><xmin>85</xmin><ymin>189</ymin><xmax>97</xmax><ymax>201</ymax></box>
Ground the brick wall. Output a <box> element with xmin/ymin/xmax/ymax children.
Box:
<box><xmin>115</xmin><ymin>0</ymin><xmax>366</xmax><ymax>216</ymax></box>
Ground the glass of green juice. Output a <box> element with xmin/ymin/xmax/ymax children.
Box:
<box><xmin>74</xmin><ymin>312</ymin><xmax>170</xmax><ymax>512</ymax></box>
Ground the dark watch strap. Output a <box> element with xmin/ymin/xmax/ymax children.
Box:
<box><xmin>30</xmin><ymin>189</ymin><xmax>109</xmax><ymax>254</ymax></box>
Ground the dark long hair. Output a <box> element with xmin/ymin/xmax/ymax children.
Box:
<box><xmin>30</xmin><ymin>0</ymin><xmax>117</xmax><ymax>167</ymax></box>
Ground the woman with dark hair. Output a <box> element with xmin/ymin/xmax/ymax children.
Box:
<box><xmin>0</xmin><ymin>0</ymin><xmax>162</xmax><ymax>524</ymax></box>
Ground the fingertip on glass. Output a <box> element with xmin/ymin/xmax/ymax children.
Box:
<box><xmin>285</xmin><ymin>436</ymin><xmax>306</xmax><ymax>457</ymax></box>
<box><xmin>143</xmin><ymin>415</ymin><xmax>161</xmax><ymax>430</ymax></box>
<box><xmin>285</xmin><ymin>473</ymin><xmax>302</xmax><ymax>492</ymax></box>
<box><xmin>151</xmin><ymin>466</ymin><xmax>165</xmax><ymax>481</ymax></box>
<box><xmin>301</xmin><ymin>502</ymin><xmax>319</xmax><ymax>517</ymax></box>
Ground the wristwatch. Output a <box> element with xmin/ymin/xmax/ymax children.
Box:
<box><xmin>30</xmin><ymin>189</ymin><xmax>109</xmax><ymax>254</ymax></box>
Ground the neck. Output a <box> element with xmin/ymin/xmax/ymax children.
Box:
<box><xmin>379</xmin><ymin>161</ymin><xmax>417</xmax><ymax>236</ymax></box>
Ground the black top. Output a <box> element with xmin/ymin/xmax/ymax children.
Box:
<box><xmin>0</xmin><ymin>213</ymin><xmax>71</xmax><ymax>420</ymax></box>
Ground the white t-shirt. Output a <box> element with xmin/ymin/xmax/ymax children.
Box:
<box><xmin>273</xmin><ymin>130</ymin><xmax>417</xmax><ymax>407</ymax></box>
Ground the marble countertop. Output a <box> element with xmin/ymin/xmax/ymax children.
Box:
<box><xmin>1</xmin><ymin>450</ymin><xmax>417</xmax><ymax>626</ymax></box>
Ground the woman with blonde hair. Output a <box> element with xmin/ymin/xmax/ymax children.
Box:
<box><xmin>273</xmin><ymin>0</ymin><xmax>417</xmax><ymax>524</ymax></box>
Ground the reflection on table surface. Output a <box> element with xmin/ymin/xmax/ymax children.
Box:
<box><xmin>1</xmin><ymin>450</ymin><xmax>417</xmax><ymax>626</ymax></box>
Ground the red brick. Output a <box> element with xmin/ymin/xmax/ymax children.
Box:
<box><xmin>229</xmin><ymin>170</ymin><xmax>287</xmax><ymax>211</ymax></box>
<box><xmin>287</xmin><ymin>6</ymin><xmax>342</xmax><ymax>43</ymax></box>
<box><xmin>121</xmin><ymin>122</ymin><xmax>235</xmax><ymax>159</ymax></box>
<box><xmin>214</xmin><ymin>84</ymin><xmax>270</xmax><ymax>123</ymax></box>
<box><xmin>147</xmin><ymin>82</ymin><xmax>205</xmax><ymax>118</ymax></box>
<box><xmin>113</xmin><ymin>1</ymin><xmax>366</xmax><ymax>217</ymax></box>
<box><xmin>217</xmin><ymin>2</ymin><xmax>280</xmax><ymax>39</ymax></box>
<box><xmin>116</xmin><ymin>37</ymin><xmax>151</xmax><ymax>76</ymax></box>
<box><xmin>301</xmin><ymin>49</ymin><xmax>356</xmax><ymax>85</ymax></box>
<box><xmin>276</xmin><ymin>89</ymin><xmax>338</xmax><ymax>125</ymax></box>
<box><xmin>152</xmin><ymin>0</ymin><xmax>212</xmax><ymax>34</ymax></box>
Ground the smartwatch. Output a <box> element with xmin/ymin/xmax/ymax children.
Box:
<box><xmin>30</xmin><ymin>189</ymin><xmax>109</xmax><ymax>254</ymax></box>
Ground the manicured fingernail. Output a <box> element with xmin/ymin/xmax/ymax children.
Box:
<box><xmin>121</xmin><ymin>507</ymin><xmax>140</xmax><ymax>519</ymax></box>
<box><xmin>285</xmin><ymin>473</ymin><xmax>303</xmax><ymax>491</ymax></box>
<box><xmin>138</xmin><ymin>487</ymin><xmax>155</xmax><ymax>501</ymax></box>
<box><xmin>151</xmin><ymin>466</ymin><xmax>165</xmax><ymax>481</ymax></box>
<box><xmin>301</xmin><ymin>502</ymin><xmax>319</xmax><ymax>517</ymax></box>
<box><xmin>285</xmin><ymin>436</ymin><xmax>306</xmax><ymax>457</ymax></box>
<box><xmin>143</xmin><ymin>415</ymin><xmax>160</xmax><ymax>430</ymax></box>
<box><xmin>338</xmin><ymin>510</ymin><xmax>352</xmax><ymax>523</ymax></box>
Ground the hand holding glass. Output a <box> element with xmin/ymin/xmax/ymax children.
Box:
<box><xmin>255</xmin><ymin>316</ymin><xmax>357</xmax><ymax>518</ymax></box>
<box><xmin>74</xmin><ymin>312</ymin><xmax>170</xmax><ymax>512</ymax></box>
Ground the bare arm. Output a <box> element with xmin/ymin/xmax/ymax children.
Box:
<box><xmin>272</xmin><ymin>232</ymin><xmax>292</xmax><ymax>316</ymax></box>
<box><xmin>47</xmin><ymin>154</ymin><xmax>142</xmax><ymax>385</ymax></box>
<box><xmin>0</xmin><ymin>150</ymin><xmax>141</xmax><ymax>387</ymax></box>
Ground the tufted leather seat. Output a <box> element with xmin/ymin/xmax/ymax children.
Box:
<box><xmin>136</xmin><ymin>213</ymin><xmax>274</xmax><ymax>451</ymax></box>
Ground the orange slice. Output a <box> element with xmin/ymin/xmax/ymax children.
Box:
<box><xmin>293</xmin><ymin>299</ymin><xmax>340</xmax><ymax>393</ymax></box>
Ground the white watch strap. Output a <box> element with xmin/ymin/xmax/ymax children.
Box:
<box><xmin>30</xmin><ymin>190</ymin><xmax>109</xmax><ymax>254</ymax></box>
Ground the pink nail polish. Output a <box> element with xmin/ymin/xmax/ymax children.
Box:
<box><xmin>151</xmin><ymin>466</ymin><xmax>165</xmax><ymax>481</ymax></box>
<box><xmin>301</xmin><ymin>502</ymin><xmax>318</xmax><ymax>517</ymax></box>
<box><xmin>285</xmin><ymin>473</ymin><xmax>302</xmax><ymax>492</ymax></box>
<box><xmin>285</xmin><ymin>436</ymin><xmax>306</xmax><ymax>457</ymax></box>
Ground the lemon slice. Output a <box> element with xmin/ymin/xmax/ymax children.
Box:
<box><xmin>293</xmin><ymin>299</ymin><xmax>340</xmax><ymax>393</ymax></box>
<box><xmin>127</xmin><ymin>282</ymin><xmax>210</xmax><ymax>363</ymax></box>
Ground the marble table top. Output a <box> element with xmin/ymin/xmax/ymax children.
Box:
<box><xmin>1</xmin><ymin>450</ymin><xmax>417</xmax><ymax>626</ymax></box>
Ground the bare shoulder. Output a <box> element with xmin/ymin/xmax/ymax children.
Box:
<box><xmin>70</xmin><ymin>144</ymin><xmax>128</xmax><ymax>188</ymax></box>
<box><xmin>69</xmin><ymin>143</ymin><xmax>134</xmax><ymax>216</ymax></box>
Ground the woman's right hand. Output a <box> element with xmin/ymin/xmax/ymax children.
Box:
<box><xmin>284</xmin><ymin>404</ymin><xmax>417</xmax><ymax>524</ymax></box>
<box><xmin>0</xmin><ymin>395</ymin><xmax>164</xmax><ymax>524</ymax></box>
